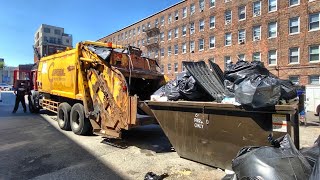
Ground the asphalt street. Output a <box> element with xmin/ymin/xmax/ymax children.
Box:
<box><xmin>0</xmin><ymin>92</ymin><xmax>122</xmax><ymax>180</ymax></box>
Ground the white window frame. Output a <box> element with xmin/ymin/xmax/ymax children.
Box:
<box><xmin>309</xmin><ymin>45</ymin><xmax>320</xmax><ymax>63</ymax></box>
<box><xmin>238</xmin><ymin>29</ymin><xmax>246</xmax><ymax>44</ymax></box>
<box><xmin>209</xmin><ymin>36</ymin><xmax>215</xmax><ymax>49</ymax></box>
<box><xmin>289</xmin><ymin>76</ymin><xmax>300</xmax><ymax>85</ymax></box>
<box><xmin>174</xmin><ymin>44</ymin><xmax>179</xmax><ymax>55</ymax></box>
<box><xmin>224</xmin><ymin>56</ymin><xmax>231</xmax><ymax>68</ymax></box>
<box><xmin>190</xmin><ymin>22</ymin><xmax>195</xmax><ymax>34</ymax></box>
<box><xmin>309</xmin><ymin>13</ymin><xmax>320</xmax><ymax>31</ymax></box>
<box><xmin>182</xmin><ymin>43</ymin><xmax>187</xmax><ymax>54</ymax></box>
<box><xmin>268</xmin><ymin>50</ymin><xmax>277</xmax><ymax>66</ymax></box>
<box><xmin>199</xmin><ymin>39</ymin><xmax>204</xmax><ymax>51</ymax></box>
<box><xmin>160</xmin><ymin>16</ymin><xmax>165</xmax><ymax>26</ymax></box>
<box><xmin>199</xmin><ymin>19</ymin><xmax>205</xmax><ymax>31</ymax></box>
<box><xmin>174</xmin><ymin>27</ymin><xmax>179</xmax><ymax>38</ymax></box>
<box><xmin>210</xmin><ymin>0</ymin><xmax>215</xmax><ymax>8</ymax></box>
<box><xmin>167</xmin><ymin>63</ymin><xmax>171</xmax><ymax>73</ymax></box>
<box><xmin>268</xmin><ymin>21</ymin><xmax>277</xmax><ymax>38</ymax></box>
<box><xmin>168</xmin><ymin>46</ymin><xmax>172</xmax><ymax>56</ymax></box>
<box><xmin>225</xmin><ymin>33</ymin><xmax>232</xmax><ymax>46</ymax></box>
<box><xmin>199</xmin><ymin>0</ymin><xmax>205</xmax><ymax>12</ymax></box>
<box><xmin>182</xmin><ymin>25</ymin><xmax>187</xmax><ymax>36</ymax></box>
<box><xmin>175</xmin><ymin>10</ymin><xmax>179</xmax><ymax>21</ymax></box>
<box><xmin>289</xmin><ymin>0</ymin><xmax>300</xmax><ymax>7</ymax></box>
<box><xmin>253</xmin><ymin>1</ymin><xmax>261</xmax><ymax>17</ymax></box>
<box><xmin>225</xmin><ymin>10</ymin><xmax>232</xmax><ymax>25</ymax></box>
<box><xmin>182</xmin><ymin>7</ymin><xmax>187</xmax><ymax>18</ymax></box>
<box><xmin>253</xmin><ymin>25</ymin><xmax>261</xmax><ymax>41</ymax></box>
<box><xmin>268</xmin><ymin>0</ymin><xmax>277</xmax><ymax>12</ymax></box>
<box><xmin>309</xmin><ymin>75</ymin><xmax>320</xmax><ymax>85</ymax></box>
<box><xmin>289</xmin><ymin>17</ymin><xmax>300</xmax><ymax>35</ymax></box>
<box><xmin>160</xmin><ymin>48</ymin><xmax>164</xmax><ymax>57</ymax></box>
<box><xmin>239</xmin><ymin>6</ymin><xmax>246</xmax><ymax>21</ymax></box>
<box><xmin>174</xmin><ymin>63</ymin><xmax>179</xmax><ymax>73</ymax></box>
<box><xmin>190</xmin><ymin>41</ymin><xmax>195</xmax><ymax>52</ymax></box>
<box><xmin>289</xmin><ymin>47</ymin><xmax>300</xmax><ymax>64</ymax></box>
<box><xmin>160</xmin><ymin>32</ymin><xmax>164</xmax><ymax>42</ymax></box>
<box><xmin>168</xmin><ymin>30</ymin><xmax>172</xmax><ymax>40</ymax></box>
<box><xmin>190</xmin><ymin>4</ymin><xmax>195</xmax><ymax>15</ymax></box>
<box><xmin>253</xmin><ymin>52</ymin><xmax>261</xmax><ymax>61</ymax></box>
<box><xmin>210</xmin><ymin>16</ymin><xmax>215</xmax><ymax>29</ymax></box>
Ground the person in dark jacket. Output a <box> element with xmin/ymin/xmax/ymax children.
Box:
<box><xmin>12</xmin><ymin>82</ymin><xmax>27</xmax><ymax>113</ymax></box>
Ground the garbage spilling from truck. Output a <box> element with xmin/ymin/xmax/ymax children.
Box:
<box><xmin>152</xmin><ymin>60</ymin><xmax>298</xmax><ymax>109</ymax></box>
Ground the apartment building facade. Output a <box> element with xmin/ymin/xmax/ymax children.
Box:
<box><xmin>98</xmin><ymin>0</ymin><xmax>320</xmax><ymax>85</ymax></box>
<box><xmin>34</xmin><ymin>24</ymin><xmax>73</xmax><ymax>62</ymax></box>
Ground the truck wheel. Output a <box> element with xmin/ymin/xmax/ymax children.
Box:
<box><xmin>70</xmin><ymin>103</ymin><xmax>91</xmax><ymax>135</ymax></box>
<box><xmin>57</xmin><ymin>103</ymin><xmax>72</xmax><ymax>130</ymax></box>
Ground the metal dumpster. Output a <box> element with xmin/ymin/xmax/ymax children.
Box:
<box><xmin>147</xmin><ymin>101</ymin><xmax>300</xmax><ymax>170</ymax></box>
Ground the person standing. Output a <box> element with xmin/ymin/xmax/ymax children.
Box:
<box><xmin>12</xmin><ymin>82</ymin><xmax>27</xmax><ymax>113</ymax></box>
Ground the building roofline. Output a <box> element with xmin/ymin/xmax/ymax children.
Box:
<box><xmin>97</xmin><ymin>0</ymin><xmax>185</xmax><ymax>42</ymax></box>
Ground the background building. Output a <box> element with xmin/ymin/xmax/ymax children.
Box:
<box><xmin>0</xmin><ymin>66</ymin><xmax>18</xmax><ymax>85</ymax></box>
<box><xmin>98</xmin><ymin>0</ymin><xmax>320</xmax><ymax>85</ymax></box>
<box><xmin>34</xmin><ymin>24</ymin><xmax>73</xmax><ymax>62</ymax></box>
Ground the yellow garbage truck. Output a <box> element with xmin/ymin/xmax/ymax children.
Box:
<box><xmin>32</xmin><ymin>41</ymin><xmax>165</xmax><ymax>138</ymax></box>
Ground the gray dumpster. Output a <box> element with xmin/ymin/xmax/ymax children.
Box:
<box><xmin>147</xmin><ymin>101</ymin><xmax>300</xmax><ymax>170</ymax></box>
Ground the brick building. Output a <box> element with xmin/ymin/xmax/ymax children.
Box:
<box><xmin>98</xmin><ymin>0</ymin><xmax>320</xmax><ymax>85</ymax></box>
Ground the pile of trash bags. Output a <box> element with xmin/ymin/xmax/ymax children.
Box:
<box><xmin>151</xmin><ymin>60</ymin><xmax>298</xmax><ymax>109</ymax></box>
<box><xmin>224</xmin><ymin>60</ymin><xmax>297</xmax><ymax>109</ymax></box>
<box><xmin>224</xmin><ymin>134</ymin><xmax>319</xmax><ymax>180</ymax></box>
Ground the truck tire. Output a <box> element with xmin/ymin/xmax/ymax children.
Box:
<box><xmin>57</xmin><ymin>103</ymin><xmax>72</xmax><ymax>130</ymax></box>
<box><xmin>70</xmin><ymin>103</ymin><xmax>91</xmax><ymax>135</ymax></box>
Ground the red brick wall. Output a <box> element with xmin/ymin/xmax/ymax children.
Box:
<box><xmin>99</xmin><ymin>0</ymin><xmax>320</xmax><ymax>85</ymax></box>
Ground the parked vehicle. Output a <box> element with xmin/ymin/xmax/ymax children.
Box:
<box><xmin>305</xmin><ymin>85</ymin><xmax>320</xmax><ymax>119</ymax></box>
<box><xmin>28</xmin><ymin>41</ymin><xmax>165</xmax><ymax>137</ymax></box>
<box><xmin>0</xmin><ymin>83</ymin><xmax>12</xmax><ymax>91</ymax></box>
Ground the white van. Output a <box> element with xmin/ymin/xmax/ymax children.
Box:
<box><xmin>305</xmin><ymin>85</ymin><xmax>320</xmax><ymax>115</ymax></box>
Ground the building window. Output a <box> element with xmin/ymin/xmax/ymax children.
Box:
<box><xmin>129</xmin><ymin>30</ymin><xmax>131</xmax><ymax>38</ymax></box>
<box><xmin>57</xmin><ymin>38</ymin><xmax>62</xmax><ymax>44</ymax></box>
<box><xmin>309</xmin><ymin>75</ymin><xmax>320</xmax><ymax>85</ymax></box>
<box><xmin>239</xmin><ymin>6</ymin><xmax>246</xmax><ymax>20</ymax></box>
<box><xmin>225</xmin><ymin>10</ymin><xmax>232</xmax><ymax>24</ymax></box>
<box><xmin>238</xmin><ymin>54</ymin><xmax>245</xmax><ymax>61</ymax></box>
<box><xmin>309</xmin><ymin>45</ymin><xmax>320</xmax><ymax>62</ymax></box>
<box><xmin>141</xmin><ymin>38</ymin><xmax>145</xmax><ymax>45</ymax></box>
<box><xmin>182</xmin><ymin>25</ymin><xmax>187</xmax><ymax>36</ymax></box>
<box><xmin>49</xmin><ymin>37</ymin><xmax>56</xmax><ymax>43</ymax></box>
<box><xmin>142</xmin><ymin>24</ymin><xmax>145</xmax><ymax>31</ymax></box>
<box><xmin>225</xmin><ymin>56</ymin><xmax>231</xmax><ymax>68</ymax></box>
<box><xmin>199</xmin><ymin>39</ymin><xmax>204</xmax><ymax>51</ymax></box>
<box><xmin>160</xmin><ymin>16</ymin><xmax>165</xmax><ymax>26</ymax></box>
<box><xmin>190</xmin><ymin>41</ymin><xmax>195</xmax><ymax>52</ymax></box>
<box><xmin>161</xmin><ymin>65</ymin><xmax>164</xmax><ymax>73</ymax></box>
<box><xmin>225</xmin><ymin>33</ymin><xmax>232</xmax><ymax>46</ymax></box>
<box><xmin>238</xmin><ymin>29</ymin><xmax>246</xmax><ymax>44</ymax></box>
<box><xmin>289</xmin><ymin>17</ymin><xmax>300</xmax><ymax>34</ymax></box>
<box><xmin>155</xmin><ymin>19</ymin><xmax>159</xmax><ymax>27</ymax></box>
<box><xmin>253</xmin><ymin>52</ymin><xmax>261</xmax><ymax>61</ymax></box>
<box><xmin>289</xmin><ymin>0</ymin><xmax>300</xmax><ymax>6</ymax></box>
<box><xmin>289</xmin><ymin>76</ymin><xmax>299</xmax><ymax>85</ymax></box>
<box><xmin>190</xmin><ymin>3</ymin><xmax>195</xmax><ymax>15</ymax></box>
<box><xmin>268</xmin><ymin>50</ymin><xmax>277</xmax><ymax>65</ymax></box>
<box><xmin>54</xmin><ymin>29</ymin><xmax>61</xmax><ymax>35</ymax></box>
<box><xmin>268</xmin><ymin>22</ymin><xmax>277</xmax><ymax>38</ymax></box>
<box><xmin>44</xmin><ymin>36</ymin><xmax>48</xmax><ymax>42</ymax></box>
<box><xmin>183</xmin><ymin>7</ymin><xmax>187</xmax><ymax>18</ymax></box>
<box><xmin>175</xmin><ymin>10</ymin><xmax>179</xmax><ymax>21</ymax></box>
<box><xmin>182</xmin><ymin>64</ymin><xmax>186</xmax><ymax>72</ymax></box>
<box><xmin>174</xmin><ymin>27</ymin><xmax>179</xmax><ymax>38</ymax></box>
<box><xmin>253</xmin><ymin>25</ymin><xmax>261</xmax><ymax>41</ymax></box>
<box><xmin>133</xmin><ymin>29</ymin><xmax>136</xmax><ymax>36</ymax></box>
<box><xmin>199</xmin><ymin>0</ymin><xmax>205</xmax><ymax>11</ymax></box>
<box><xmin>174</xmin><ymin>63</ymin><xmax>178</xmax><ymax>72</ymax></box>
<box><xmin>199</xmin><ymin>19</ymin><xmax>205</xmax><ymax>31</ymax></box>
<box><xmin>137</xmin><ymin>40</ymin><xmax>140</xmax><ymax>47</ymax></box>
<box><xmin>210</xmin><ymin>0</ymin><xmax>215</xmax><ymax>7</ymax></box>
<box><xmin>253</xmin><ymin>1</ymin><xmax>261</xmax><ymax>17</ymax></box>
<box><xmin>168</xmin><ymin>30</ymin><xmax>172</xmax><ymax>40</ymax></box>
<box><xmin>137</xmin><ymin>27</ymin><xmax>140</xmax><ymax>34</ymax></box>
<box><xmin>44</xmin><ymin>27</ymin><xmax>50</xmax><ymax>33</ymax></box>
<box><xmin>268</xmin><ymin>0</ymin><xmax>277</xmax><ymax>12</ymax></box>
<box><xmin>168</xmin><ymin>46</ymin><xmax>171</xmax><ymax>56</ymax></box>
<box><xmin>209</xmin><ymin>36</ymin><xmax>215</xmax><ymax>48</ymax></box>
<box><xmin>309</xmin><ymin>13</ymin><xmax>320</xmax><ymax>31</ymax></box>
<box><xmin>168</xmin><ymin>64</ymin><xmax>172</xmax><ymax>73</ymax></box>
<box><xmin>174</xmin><ymin>44</ymin><xmax>179</xmax><ymax>54</ymax></box>
<box><xmin>168</xmin><ymin>14</ymin><xmax>172</xmax><ymax>24</ymax></box>
<box><xmin>289</xmin><ymin>47</ymin><xmax>299</xmax><ymax>64</ymax></box>
<box><xmin>210</xmin><ymin>16</ymin><xmax>215</xmax><ymax>29</ymax></box>
<box><xmin>160</xmin><ymin>32</ymin><xmax>164</xmax><ymax>41</ymax></box>
<box><xmin>160</xmin><ymin>48</ymin><xmax>164</xmax><ymax>57</ymax></box>
<box><xmin>182</xmin><ymin>43</ymin><xmax>187</xmax><ymax>53</ymax></box>
<box><xmin>190</xmin><ymin>22</ymin><xmax>195</xmax><ymax>34</ymax></box>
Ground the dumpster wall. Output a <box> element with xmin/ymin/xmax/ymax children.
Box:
<box><xmin>147</xmin><ymin>101</ymin><xmax>299</xmax><ymax>169</ymax></box>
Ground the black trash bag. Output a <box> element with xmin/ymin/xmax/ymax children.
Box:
<box><xmin>235</xmin><ymin>74</ymin><xmax>281</xmax><ymax>109</ymax></box>
<box><xmin>164</xmin><ymin>79</ymin><xmax>181</xmax><ymax>101</ymax></box>
<box><xmin>225</xmin><ymin>60</ymin><xmax>269</xmax><ymax>85</ymax></box>
<box><xmin>224</xmin><ymin>79</ymin><xmax>235</xmax><ymax>94</ymax></box>
<box><xmin>310</xmin><ymin>153</ymin><xmax>320</xmax><ymax>180</ymax></box>
<box><xmin>279</xmin><ymin>79</ymin><xmax>298</xmax><ymax>101</ymax></box>
<box><xmin>300</xmin><ymin>136</ymin><xmax>320</xmax><ymax>168</ymax></box>
<box><xmin>144</xmin><ymin>172</ymin><xmax>169</xmax><ymax>180</ymax></box>
<box><xmin>232</xmin><ymin>134</ymin><xmax>312</xmax><ymax>180</ymax></box>
<box><xmin>178</xmin><ymin>75</ymin><xmax>209</xmax><ymax>101</ymax></box>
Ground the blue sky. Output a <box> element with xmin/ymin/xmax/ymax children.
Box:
<box><xmin>0</xmin><ymin>0</ymin><xmax>180</xmax><ymax>66</ymax></box>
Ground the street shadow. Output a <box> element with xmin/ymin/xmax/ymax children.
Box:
<box><xmin>0</xmin><ymin>111</ymin><xmax>124</xmax><ymax>180</ymax></box>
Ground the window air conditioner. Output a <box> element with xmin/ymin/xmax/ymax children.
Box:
<box><xmin>239</xmin><ymin>39</ymin><xmax>245</xmax><ymax>44</ymax></box>
<box><xmin>225</xmin><ymin>20</ymin><xmax>231</xmax><ymax>25</ymax></box>
<box><xmin>254</xmin><ymin>36</ymin><xmax>260</xmax><ymax>41</ymax></box>
<box><xmin>254</xmin><ymin>11</ymin><xmax>260</xmax><ymax>17</ymax></box>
